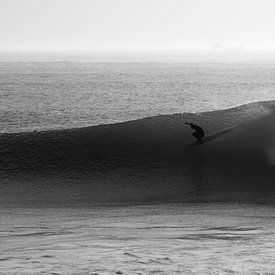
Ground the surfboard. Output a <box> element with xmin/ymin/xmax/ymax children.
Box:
<box><xmin>187</xmin><ymin>127</ymin><xmax>237</xmax><ymax>147</ymax></box>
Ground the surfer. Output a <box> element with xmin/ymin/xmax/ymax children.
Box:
<box><xmin>185</xmin><ymin>122</ymin><xmax>205</xmax><ymax>143</ymax></box>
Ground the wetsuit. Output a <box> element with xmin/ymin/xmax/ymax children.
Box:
<box><xmin>185</xmin><ymin>123</ymin><xmax>205</xmax><ymax>143</ymax></box>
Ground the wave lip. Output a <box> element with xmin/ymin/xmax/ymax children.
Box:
<box><xmin>0</xmin><ymin>100</ymin><xmax>275</xmax><ymax>206</ymax></box>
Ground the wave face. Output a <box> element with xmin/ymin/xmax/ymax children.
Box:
<box><xmin>0</xmin><ymin>101</ymin><xmax>275</xmax><ymax>206</ymax></box>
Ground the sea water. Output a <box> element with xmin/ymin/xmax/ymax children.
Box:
<box><xmin>0</xmin><ymin>204</ymin><xmax>274</xmax><ymax>274</ymax></box>
<box><xmin>1</xmin><ymin>57</ymin><xmax>275</xmax><ymax>133</ymax></box>
<box><xmin>1</xmin><ymin>55</ymin><xmax>275</xmax><ymax>274</ymax></box>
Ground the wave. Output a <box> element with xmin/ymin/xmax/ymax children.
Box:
<box><xmin>0</xmin><ymin>100</ymin><xmax>275</xmax><ymax>206</ymax></box>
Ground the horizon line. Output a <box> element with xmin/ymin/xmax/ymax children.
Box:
<box><xmin>1</xmin><ymin>48</ymin><xmax>275</xmax><ymax>54</ymax></box>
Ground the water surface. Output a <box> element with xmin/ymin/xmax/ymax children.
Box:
<box><xmin>0</xmin><ymin>204</ymin><xmax>274</xmax><ymax>274</ymax></box>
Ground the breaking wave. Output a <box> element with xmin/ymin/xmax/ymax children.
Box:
<box><xmin>0</xmin><ymin>100</ymin><xmax>275</xmax><ymax>206</ymax></box>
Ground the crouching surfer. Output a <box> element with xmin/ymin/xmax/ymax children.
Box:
<box><xmin>185</xmin><ymin>122</ymin><xmax>205</xmax><ymax>144</ymax></box>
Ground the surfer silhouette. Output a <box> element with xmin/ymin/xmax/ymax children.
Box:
<box><xmin>185</xmin><ymin>123</ymin><xmax>205</xmax><ymax>143</ymax></box>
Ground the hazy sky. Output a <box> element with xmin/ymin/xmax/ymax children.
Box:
<box><xmin>0</xmin><ymin>0</ymin><xmax>275</xmax><ymax>51</ymax></box>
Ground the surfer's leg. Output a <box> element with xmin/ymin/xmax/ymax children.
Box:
<box><xmin>193</xmin><ymin>133</ymin><xmax>202</xmax><ymax>143</ymax></box>
<box><xmin>193</xmin><ymin>133</ymin><xmax>199</xmax><ymax>142</ymax></box>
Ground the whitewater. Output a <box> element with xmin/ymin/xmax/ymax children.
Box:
<box><xmin>1</xmin><ymin>204</ymin><xmax>274</xmax><ymax>274</ymax></box>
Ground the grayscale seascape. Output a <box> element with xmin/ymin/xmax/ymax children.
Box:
<box><xmin>1</xmin><ymin>0</ymin><xmax>275</xmax><ymax>274</ymax></box>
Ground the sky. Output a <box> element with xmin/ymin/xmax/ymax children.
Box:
<box><xmin>0</xmin><ymin>0</ymin><xmax>275</xmax><ymax>51</ymax></box>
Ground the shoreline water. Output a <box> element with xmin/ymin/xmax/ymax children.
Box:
<box><xmin>0</xmin><ymin>203</ymin><xmax>274</xmax><ymax>274</ymax></box>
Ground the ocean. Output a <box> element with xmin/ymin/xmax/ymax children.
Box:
<box><xmin>0</xmin><ymin>204</ymin><xmax>274</xmax><ymax>274</ymax></box>
<box><xmin>1</xmin><ymin>57</ymin><xmax>275</xmax><ymax>133</ymax></box>
<box><xmin>0</xmin><ymin>54</ymin><xmax>275</xmax><ymax>274</ymax></box>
